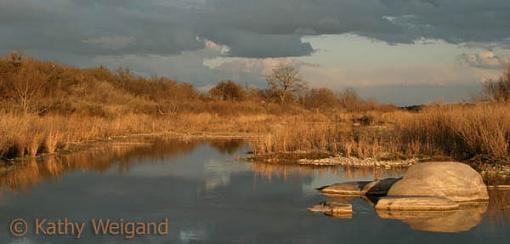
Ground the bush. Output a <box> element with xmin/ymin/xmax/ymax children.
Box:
<box><xmin>209</xmin><ymin>80</ymin><xmax>245</xmax><ymax>101</ymax></box>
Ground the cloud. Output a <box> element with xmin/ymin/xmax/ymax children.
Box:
<box><xmin>82</xmin><ymin>36</ymin><xmax>136</xmax><ymax>50</ymax></box>
<box><xmin>458</xmin><ymin>51</ymin><xmax>510</xmax><ymax>69</ymax></box>
<box><xmin>1</xmin><ymin>0</ymin><xmax>510</xmax><ymax>59</ymax></box>
<box><xmin>92</xmin><ymin>47</ymin><xmax>282</xmax><ymax>88</ymax></box>
<box><xmin>203</xmin><ymin>32</ymin><xmax>314</xmax><ymax>58</ymax></box>
<box><xmin>206</xmin><ymin>57</ymin><xmax>312</xmax><ymax>76</ymax></box>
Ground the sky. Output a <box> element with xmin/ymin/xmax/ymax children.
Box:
<box><xmin>1</xmin><ymin>0</ymin><xmax>509</xmax><ymax>105</ymax></box>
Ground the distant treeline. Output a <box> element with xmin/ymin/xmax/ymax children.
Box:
<box><xmin>0</xmin><ymin>52</ymin><xmax>394</xmax><ymax>117</ymax></box>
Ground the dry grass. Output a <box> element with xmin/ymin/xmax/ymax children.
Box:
<box><xmin>250</xmin><ymin>103</ymin><xmax>510</xmax><ymax>161</ymax></box>
<box><xmin>249</xmin><ymin>111</ymin><xmax>400</xmax><ymax>159</ymax></box>
<box><xmin>0</xmin><ymin>112</ymin><xmax>282</xmax><ymax>159</ymax></box>
<box><xmin>397</xmin><ymin>103</ymin><xmax>510</xmax><ymax>159</ymax></box>
<box><xmin>2</xmin><ymin>101</ymin><xmax>509</xmax><ymax>163</ymax></box>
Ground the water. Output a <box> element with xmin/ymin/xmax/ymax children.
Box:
<box><xmin>0</xmin><ymin>139</ymin><xmax>508</xmax><ymax>243</ymax></box>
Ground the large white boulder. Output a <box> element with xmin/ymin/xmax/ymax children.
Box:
<box><xmin>387</xmin><ymin>162</ymin><xmax>489</xmax><ymax>202</ymax></box>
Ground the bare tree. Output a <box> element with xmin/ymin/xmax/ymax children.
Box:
<box><xmin>265</xmin><ymin>64</ymin><xmax>307</xmax><ymax>103</ymax></box>
<box><xmin>1</xmin><ymin>54</ymin><xmax>49</xmax><ymax>114</ymax></box>
<box><xmin>483</xmin><ymin>64</ymin><xmax>510</xmax><ymax>102</ymax></box>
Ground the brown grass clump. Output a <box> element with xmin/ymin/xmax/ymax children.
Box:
<box><xmin>396</xmin><ymin>103</ymin><xmax>510</xmax><ymax>159</ymax></box>
<box><xmin>249</xmin><ymin>112</ymin><xmax>400</xmax><ymax>159</ymax></box>
<box><xmin>250</xmin><ymin>103</ymin><xmax>510</xmax><ymax>162</ymax></box>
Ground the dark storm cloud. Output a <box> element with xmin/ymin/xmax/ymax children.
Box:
<box><xmin>1</xmin><ymin>0</ymin><xmax>509</xmax><ymax>58</ymax></box>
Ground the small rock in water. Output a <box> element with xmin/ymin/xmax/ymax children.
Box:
<box><xmin>308</xmin><ymin>202</ymin><xmax>353</xmax><ymax>218</ymax></box>
<box><xmin>318</xmin><ymin>178</ymin><xmax>401</xmax><ymax>196</ymax></box>
<box><xmin>318</xmin><ymin>181</ymin><xmax>371</xmax><ymax>195</ymax></box>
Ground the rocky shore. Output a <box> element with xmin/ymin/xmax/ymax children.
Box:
<box><xmin>298</xmin><ymin>156</ymin><xmax>418</xmax><ymax>168</ymax></box>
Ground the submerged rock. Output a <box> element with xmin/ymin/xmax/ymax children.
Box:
<box><xmin>308</xmin><ymin>202</ymin><xmax>353</xmax><ymax>218</ymax></box>
<box><xmin>375</xmin><ymin>196</ymin><xmax>460</xmax><ymax>211</ymax></box>
<box><xmin>318</xmin><ymin>181</ymin><xmax>371</xmax><ymax>195</ymax></box>
<box><xmin>318</xmin><ymin>177</ymin><xmax>401</xmax><ymax>196</ymax></box>
<box><xmin>387</xmin><ymin>162</ymin><xmax>489</xmax><ymax>202</ymax></box>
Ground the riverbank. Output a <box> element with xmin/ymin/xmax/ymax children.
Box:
<box><xmin>3</xmin><ymin>104</ymin><xmax>510</xmax><ymax>179</ymax></box>
<box><xmin>0</xmin><ymin>112</ymin><xmax>270</xmax><ymax>160</ymax></box>
<box><xmin>2</xmin><ymin>132</ymin><xmax>509</xmax><ymax>186</ymax></box>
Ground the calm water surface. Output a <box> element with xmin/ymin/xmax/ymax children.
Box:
<box><xmin>0</xmin><ymin>139</ymin><xmax>509</xmax><ymax>243</ymax></box>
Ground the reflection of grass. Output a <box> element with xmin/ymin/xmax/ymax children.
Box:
<box><xmin>250</xmin><ymin>162</ymin><xmax>405</xmax><ymax>181</ymax></box>
<box><xmin>208</xmin><ymin>139</ymin><xmax>246</xmax><ymax>155</ymax></box>
<box><xmin>0</xmin><ymin>139</ymin><xmax>235</xmax><ymax>192</ymax></box>
<box><xmin>487</xmin><ymin>189</ymin><xmax>510</xmax><ymax>225</ymax></box>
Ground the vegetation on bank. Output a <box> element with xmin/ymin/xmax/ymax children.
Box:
<box><xmin>1</xmin><ymin>51</ymin><xmax>510</xmax><ymax>167</ymax></box>
<box><xmin>0</xmin><ymin>52</ymin><xmax>388</xmax><ymax>159</ymax></box>
<box><xmin>250</xmin><ymin>103</ymin><xmax>510</xmax><ymax>160</ymax></box>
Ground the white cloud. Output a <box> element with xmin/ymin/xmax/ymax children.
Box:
<box><xmin>206</xmin><ymin>58</ymin><xmax>311</xmax><ymax>76</ymax></box>
<box><xmin>459</xmin><ymin>51</ymin><xmax>510</xmax><ymax>69</ymax></box>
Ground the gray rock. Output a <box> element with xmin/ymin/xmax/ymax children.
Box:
<box><xmin>387</xmin><ymin>162</ymin><xmax>489</xmax><ymax>202</ymax></box>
